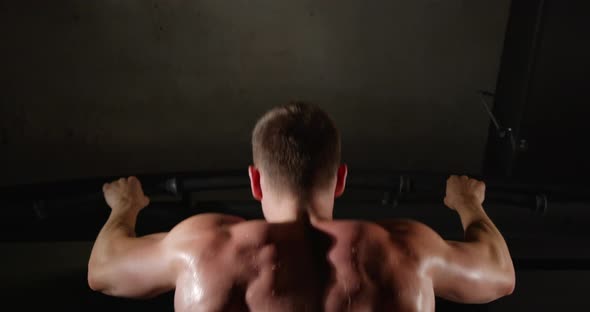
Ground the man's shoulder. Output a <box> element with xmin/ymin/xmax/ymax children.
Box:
<box><xmin>316</xmin><ymin>218</ymin><xmax>434</xmax><ymax>237</ymax></box>
<box><xmin>320</xmin><ymin>219</ymin><xmax>442</xmax><ymax>254</ymax></box>
<box><xmin>168</xmin><ymin>214</ymin><xmax>276</xmax><ymax>245</ymax></box>
<box><xmin>173</xmin><ymin>213</ymin><xmax>246</xmax><ymax>231</ymax></box>
<box><xmin>373</xmin><ymin>218</ymin><xmax>438</xmax><ymax>235</ymax></box>
<box><xmin>166</xmin><ymin>213</ymin><xmax>246</xmax><ymax>244</ymax></box>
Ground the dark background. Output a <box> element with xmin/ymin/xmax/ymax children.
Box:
<box><xmin>1</xmin><ymin>0</ymin><xmax>589</xmax><ymax>311</ymax></box>
<box><xmin>0</xmin><ymin>0</ymin><xmax>509</xmax><ymax>185</ymax></box>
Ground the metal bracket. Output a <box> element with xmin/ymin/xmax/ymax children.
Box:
<box><xmin>478</xmin><ymin>90</ymin><xmax>527</xmax><ymax>153</ymax></box>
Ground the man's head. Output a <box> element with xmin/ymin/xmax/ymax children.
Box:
<box><xmin>248</xmin><ymin>102</ymin><xmax>347</xmax><ymax>221</ymax></box>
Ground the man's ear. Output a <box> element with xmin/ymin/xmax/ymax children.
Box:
<box><xmin>248</xmin><ymin>165</ymin><xmax>263</xmax><ymax>201</ymax></box>
<box><xmin>334</xmin><ymin>164</ymin><xmax>348</xmax><ymax>198</ymax></box>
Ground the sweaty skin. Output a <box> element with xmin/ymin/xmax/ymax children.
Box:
<box><xmin>88</xmin><ymin>176</ymin><xmax>515</xmax><ymax>312</ymax></box>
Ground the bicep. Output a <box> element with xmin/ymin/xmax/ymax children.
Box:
<box><xmin>90</xmin><ymin>213</ymin><xmax>243</xmax><ymax>298</ymax></box>
<box><xmin>381</xmin><ymin>220</ymin><xmax>511</xmax><ymax>304</ymax></box>
<box><xmin>89</xmin><ymin>232</ymin><xmax>177</xmax><ymax>298</ymax></box>
<box><xmin>428</xmin><ymin>236</ymin><xmax>514</xmax><ymax>304</ymax></box>
<box><xmin>428</xmin><ymin>241</ymin><xmax>500</xmax><ymax>303</ymax></box>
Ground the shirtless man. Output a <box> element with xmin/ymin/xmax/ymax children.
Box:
<box><xmin>88</xmin><ymin>102</ymin><xmax>515</xmax><ymax>311</ymax></box>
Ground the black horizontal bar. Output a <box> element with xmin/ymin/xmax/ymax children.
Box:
<box><xmin>1</xmin><ymin>170</ymin><xmax>589</xmax><ymax>213</ymax></box>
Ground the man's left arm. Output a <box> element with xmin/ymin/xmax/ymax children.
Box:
<box><xmin>87</xmin><ymin>177</ymin><xmax>176</xmax><ymax>298</ymax></box>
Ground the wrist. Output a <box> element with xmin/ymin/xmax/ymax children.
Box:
<box><xmin>451</xmin><ymin>198</ymin><xmax>483</xmax><ymax>212</ymax></box>
<box><xmin>456</xmin><ymin>204</ymin><xmax>488</xmax><ymax>230</ymax></box>
<box><xmin>108</xmin><ymin>207</ymin><xmax>140</xmax><ymax>228</ymax></box>
<box><xmin>110</xmin><ymin>201</ymin><xmax>142</xmax><ymax>216</ymax></box>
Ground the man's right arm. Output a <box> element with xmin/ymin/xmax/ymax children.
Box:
<box><xmin>427</xmin><ymin>175</ymin><xmax>515</xmax><ymax>303</ymax></box>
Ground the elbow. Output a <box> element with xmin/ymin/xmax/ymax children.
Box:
<box><xmin>88</xmin><ymin>269</ymin><xmax>117</xmax><ymax>295</ymax></box>
<box><xmin>505</xmin><ymin>281</ymin><xmax>515</xmax><ymax>296</ymax></box>
<box><xmin>498</xmin><ymin>263</ymin><xmax>516</xmax><ymax>297</ymax></box>
<box><xmin>502</xmin><ymin>266</ymin><xmax>516</xmax><ymax>296</ymax></box>
<box><xmin>87</xmin><ymin>260</ymin><xmax>110</xmax><ymax>293</ymax></box>
<box><xmin>87</xmin><ymin>264</ymin><xmax>103</xmax><ymax>292</ymax></box>
<box><xmin>87</xmin><ymin>271</ymin><xmax>100</xmax><ymax>291</ymax></box>
<box><xmin>481</xmin><ymin>258</ymin><xmax>516</xmax><ymax>302</ymax></box>
<box><xmin>500</xmin><ymin>253</ymin><xmax>516</xmax><ymax>296</ymax></box>
<box><xmin>87</xmin><ymin>272</ymin><xmax>100</xmax><ymax>292</ymax></box>
<box><xmin>490</xmin><ymin>245</ymin><xmax>516</xmax><ymax>297</ymax></box>
<box><xmin>476</xmin><ymin>273</ymin><xmax>515</xmax><ymax>304</ymax></box>
<box><xmin>88</xmin><ymin>261</ymin><xmax>123</xmax><ymax>296</ymax></box>
<box><xmin>491</xmin><ymin>277</ymin><xmax>515</xmax><ymax>301</ymax></box>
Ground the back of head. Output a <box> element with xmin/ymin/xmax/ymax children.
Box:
<box><xmin>252</xmin><ymin>102</ymin><xmax>341</xmax><ymax>196</ymax></box>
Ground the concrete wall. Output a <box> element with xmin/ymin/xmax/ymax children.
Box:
<box><xmin>0</xmin><ymin>0</ymin><xmax>510</xmax><ymax>186</ymax></box>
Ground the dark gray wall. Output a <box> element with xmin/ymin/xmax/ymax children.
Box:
<box><xmin>0</xmin><ymin>0</ymin><xmax>510</xmax><ymax>186</ymax></box>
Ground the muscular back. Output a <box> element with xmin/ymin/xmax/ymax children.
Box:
<box><xmin>90</xmin><ymin>176</ymin><xmax>514</xmax><ymax>310</ymax></box>
<box><xmin>172</xmin><ymin>215</ymin><xmax>436</xmax><ymax>312</ymax></box>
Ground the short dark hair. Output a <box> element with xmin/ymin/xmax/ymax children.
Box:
<box><xmin>252</xmin><ymin>102</ymin><xmax>341</xmax><ymax>194</ymax></box>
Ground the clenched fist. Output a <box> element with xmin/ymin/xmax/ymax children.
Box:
<box><xmin>444</xmin><ymin>175</ymin><xmax>485</xmax><ymax>211</ymax></box>
<box><xmin>102</xmin><ymin>176</ymin><xmax>150</xmax><ymax>212</ymax></box>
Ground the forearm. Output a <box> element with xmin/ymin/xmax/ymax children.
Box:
<box><xmin>88</xmin><ymin>208</ymin><xmax>145</xmax><ymax>292</ymax></box>
<box><xmin>456</xmin><ymin>204</ymin><xmax>506</xmax><ymax>250</ymax></box>
<box><xmin>454</xmin><ymin>202</ymin><xmax>488</xmax><ymax>230</ymax></box>
<box><xmin>456</xmin><ymin>204</ymin><xmax>515</xmax><ymax>287</ymax></box>
<box><xmin>90</xmin><ymin>209</ymin><xmax>139</xmax><ymax>264</ymax></box>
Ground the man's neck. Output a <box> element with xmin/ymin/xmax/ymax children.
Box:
<box><xmin>262</xmin><ymin>195</ymin><xmax>333</xmax><ymax>224</ymax></box>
